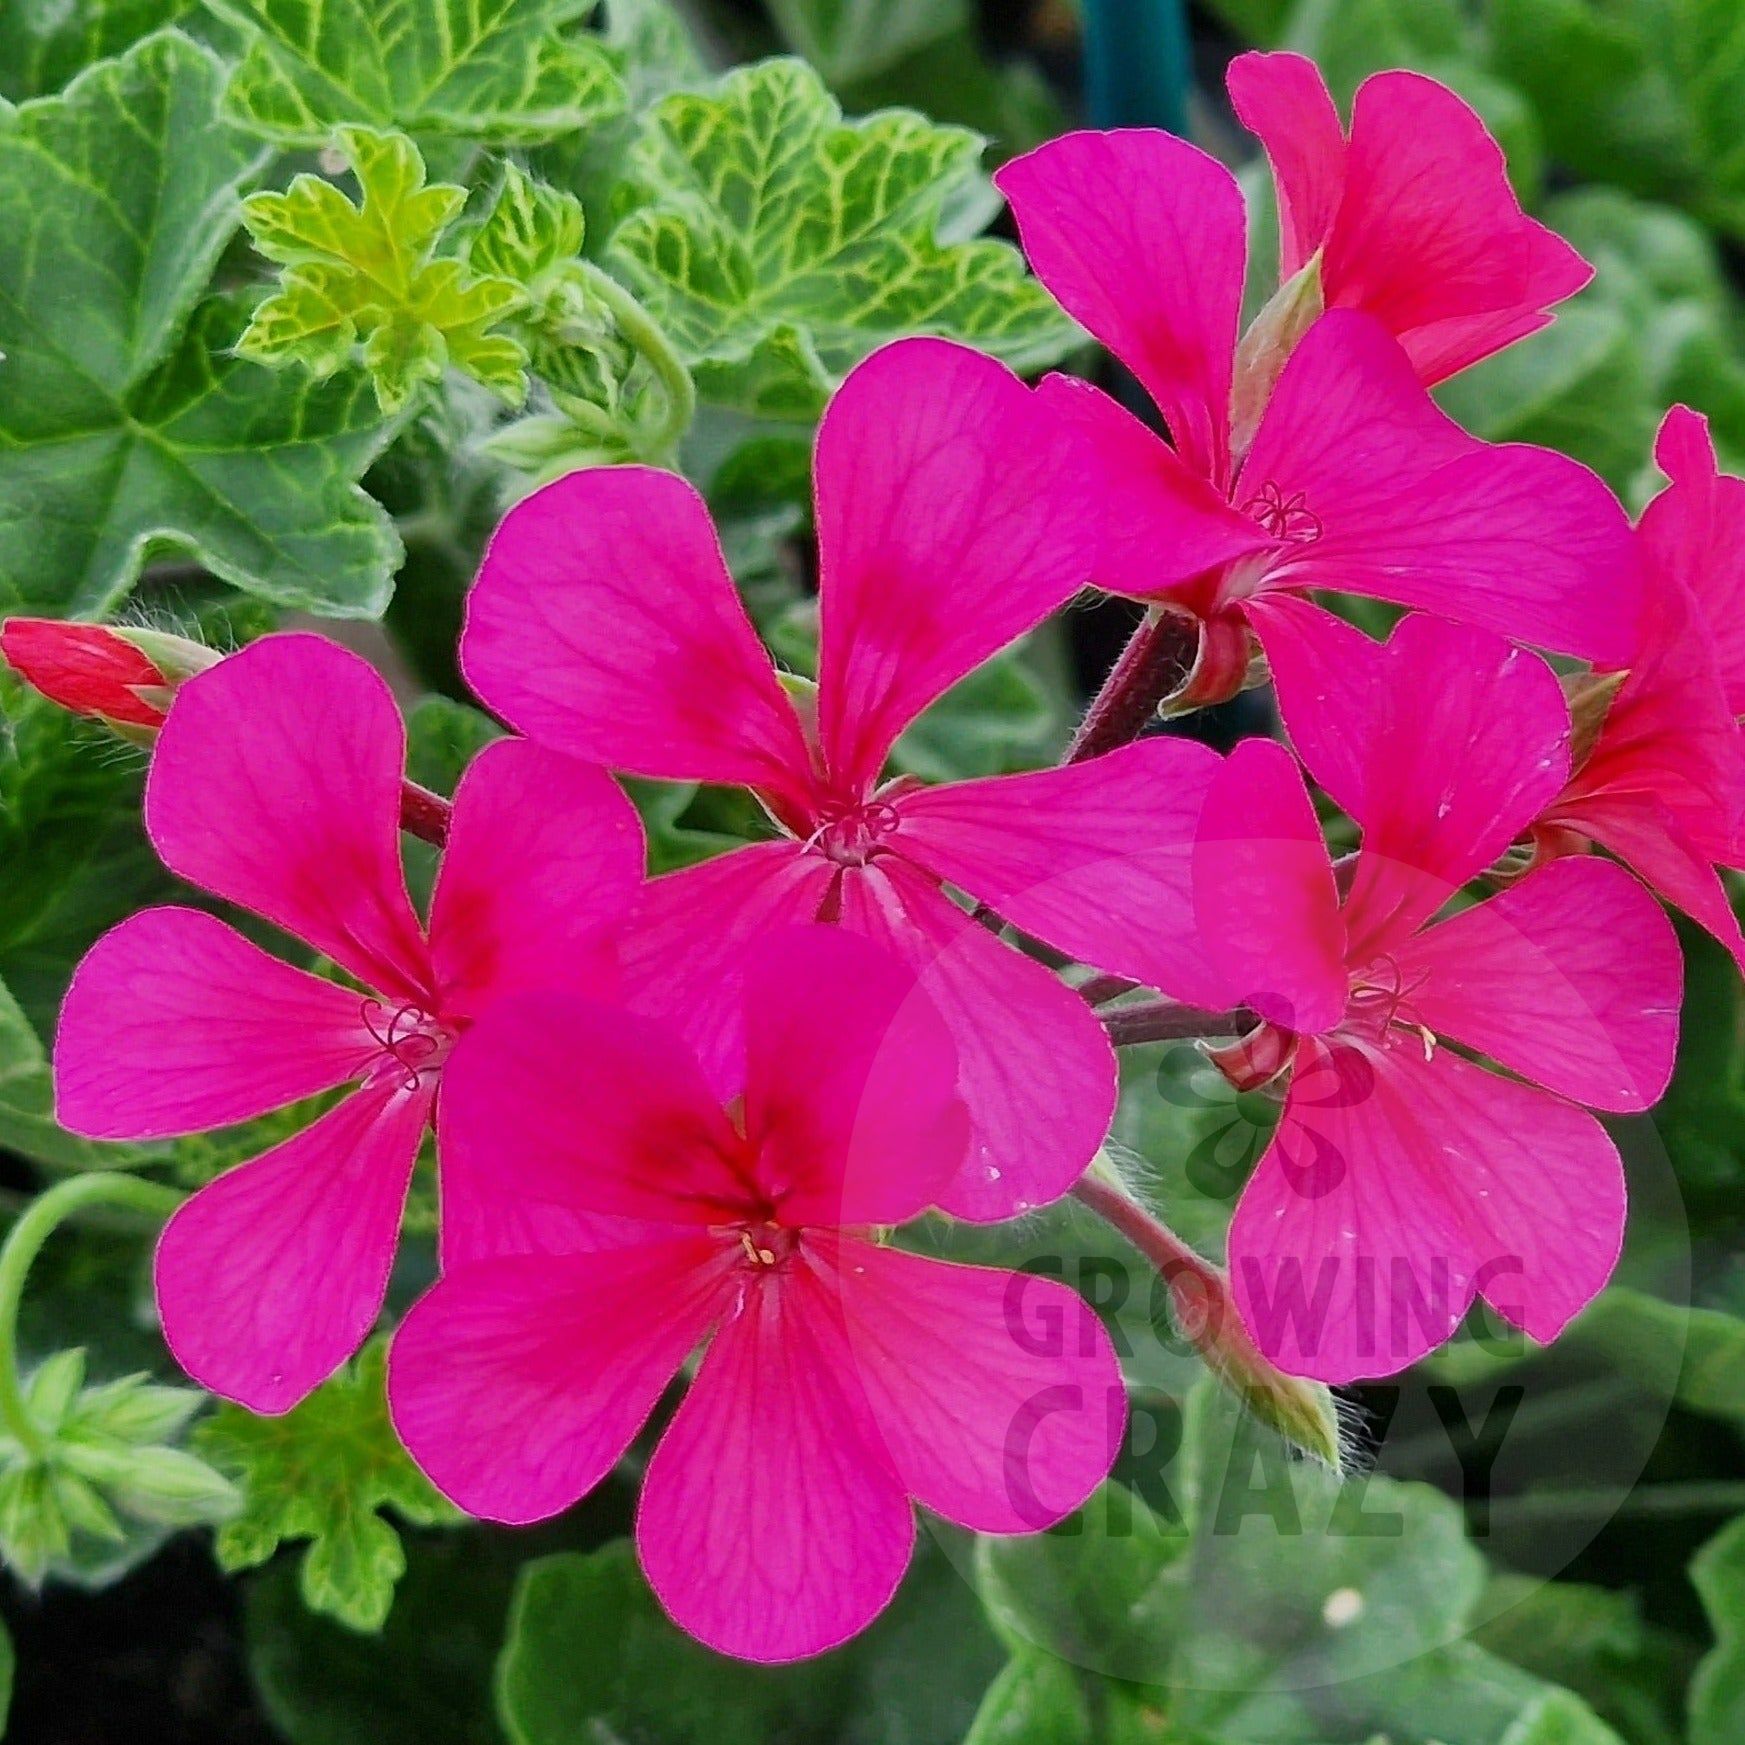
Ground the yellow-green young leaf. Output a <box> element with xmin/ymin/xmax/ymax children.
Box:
<box><xmin>195</xmin><ymin>1340</ymin><xmax>462</xmax><ymax>1633</ymax></box>
<box><xmin>605</xmin><ymin>58</ymin><xmax>1080</xmax><ymax>417</ymax></box>
<box><xmin>203</xmin><ymin>0</ymin><xmax>625</xmax><ymax>144</ymax></box>
<box><xmin>241</xmin><ymin>127</ymin><xmax>530</xmax><ymax>414</ymax></box>
<box><xmin>0</xmin><ymin>32</ymin><xmax>401</xmax><ymax>619</ymax></box>
<box><xmin>469</xmin><ymin>161</ymin><xmax>586</xmax><ymax>288</ymax></box>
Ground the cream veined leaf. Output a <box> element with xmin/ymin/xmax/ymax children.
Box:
<box><xmin>468</xmin><ymin>160</ymin><xmax>588</xmax><ymax>288</ymax></box>
<box><xmin>604</xmin><ymin>57</ymin><xmax>1081</xmax><ymax>417</ymax></box>
<box><xmin>240</xmin><ymin>127</ymin><xmax>530</xmax><ymax>414</ymax></box>
<box><xmin>0</xmin><ymin>31</ymin><xmax>400</xmax><ymax>619</ymax></box>
<box><xmin>203</xmin><ymin>0</ymin><xmax>625</xmax><ymax>144</ymax></box>
<box><xmin>469</xmin><ymin>165</ymin><xmax>638</xmax><ymax>416</ymax></box>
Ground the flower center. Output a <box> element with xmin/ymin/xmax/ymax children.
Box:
<box><xmin>731</xmin><ymin>1221</ymin><xmax>799</xmax><ymax>1271</ymax></box>
<box><xmin>361</xmin><ymin>1000</ymin><xmax>454</xmax><ymax>1092</ymax></box>
<box><xmin>1344</xmin><ymin>960</ymin><xmax>1436</xmax><ymax>1057</ymax></box>
<box><xmin>809</xmin><ymin>799</ymin><xmax>901</xmax><ymax>867</ymax></box>
<box><xmin>1239</xmin><ymin>480</ymin><xmax>1322</xmax><ymax>543</ymax></box>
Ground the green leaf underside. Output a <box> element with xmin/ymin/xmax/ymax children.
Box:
<box><xmin>606</xmin><ymin>58</ymin><xmax>1079</xmax><ymax>417</ymax></box>
<box><xmin>196</xmin><ymin>1340</ymin><xmax>460</xmax><ymax>1632</ymax></box>
<box><xmin>241</xmin><ymin>126</ymin><xmax>529</xmax><ymax>412</ymax></box>
<box><xmin>0</xmin><ymin>32</ymin><xmax>400</xmax><ymax>617</ymax></box>
<box><xmin>204</xmin><ymin>0</ymin><xmax>625</xmax><ymax>142</ymax></box>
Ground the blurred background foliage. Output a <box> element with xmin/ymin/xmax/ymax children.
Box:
<box><xmin>1</xmin><ymin>0</ymin><xmax>1744</xmax><ymax>1740</ymax></box>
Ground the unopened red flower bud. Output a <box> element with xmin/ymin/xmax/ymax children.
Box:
<box><xmin>0</xmin><ymin>619</ymin><xmax>218</xmax><ymax>742</ymax></box>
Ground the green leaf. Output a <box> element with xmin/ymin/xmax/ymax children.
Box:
<box><xmin>963</xmin><ymin>1651</ymin><xmax>1092</xmax><ymax>1745</ymax></box>
<box><xmin>0</xmin><ymin>0</ymin><xmax>194</xmax><ymax>99</ymax></box>
<box><xmin>248</xmin><ymin>1526</ymin><xmax>538</xmax><ymax>1745</ymax></box>
<box><xmin>976</xmin><ymin>1482</ymin><xmax>1190</xmax><ymax>1676</ymax></box>
<box><xmin>1472</xmin><ymin>1574</ymin><xmax>1690</xmax><ymax>1745</ymax></box>
<box><xmin>468</xmin><ymin>162</ymin><xmax>659</xmax><ymax>430</ymax></box>
<box><xmin>600</xmin><ymin>0</ymin><xmax>705</xmax><ymax>107</ymax></box>
<box><xmin>242</xmin><ymin>127</ymin><xmax>529</xmax><ymax>414</ymax></box>
<box><xmin>1548</xmin><ymin>189</ymin><xmax>1745</xmax><ymax>478</ymax></box>
<box><xmin>0</xmin><ymin>680</ymin><xmax>169</xmax><ymax>1034</ymax></box>
<box><xmin>1432</xmin><ymin>1279</ymin><xmax>1745</xmax><ymax>1430</ymax></box>
<box><xmin>0</xmin><ymin>971</ymin><xmax>145</xmax><ymax>1171</ymax></box>
<box><xmin>498</xmin><ymin>1536</ymin><xmax>1001</xmax><ymax>1745</ymax></box>
<box><xmin>1195</xmin><ymin>0</ymin><xmax>1292</xmax><ymax>44</ymax></box>
<box><xmin>0</xmin><ymin>32</ymin><xmax>401</xmax><ymax>618</ymax></box>
<box><xmin>1277</xmin><ymin>0</ymin><xmax>1475</xmax><ymax>101</ymax></box>
<box><xmin>498</xmin><ymin>1540</ymin><xmax>840</xmax><ymax>1744</ymax></box>
<box><xmin>830</xmin><ymin>29</ymin><xmax>1067</xmax><ymax>165</ymax></box>
<box><xmin>1694</xmin><ymin>1516</ymin><xmax>1745</xmax><ymax>1745</ymax></box>
<box><xmin>196</xmin><ymin>1339</ymin><xmax>462</xmax><ymax>1632</ymax></box>
<box><xmin>1567</xmin><ymin>1289</ymin><xmax>1745</xmax><ymax>1424</ymax></box>
<box><xmin>973</xmin><ymin>1382</ymin><xmax>1627</xmax><ymax>1741</ymax></box>
<box><xmin>605</xmin><ymin>58</ymin><xmax>1080</xmax><ymax>418</ymax></box>
<box><xmin>765</xmin><ymin>0</ymin><xmax>968</xmax><ymax>87</ymax></box>
<box><xmin>963</xmin><ymin>1653</ymin><xmax>1183</xmax><ymax>1745</ymax></box>
<box><xmin>1487</xmin><ymin>0</ymin><xmax>1745</xmax><ymax>241</ymax></box>
<box><xmin>469</xmin><ymin>162</ymin><xmax>587</xmax><ymax>288</ymax></box>
<box><xmin>205</xmin><ymin>0</ymin><xmax>625</xmax><ymax>144</ymax></box>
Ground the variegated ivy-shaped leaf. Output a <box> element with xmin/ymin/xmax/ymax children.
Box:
<box><xmin>241</xmin><ymin>127</ymin><xmax>529</xmax><ymax>414</ymax></box>
<box><xmin>604</xmin><ymin>57</ymin><xmax>1080</xmax><ymax>418</ymax></box>
<box><xmin>203</xmin><ymin>0</ymin><xmax>625</xmax><ymax>144</ymax></box>
<box><xmin>0</xmin><ymin>31</ymin><xmax>400</xmax><ymax>618</ymax></box>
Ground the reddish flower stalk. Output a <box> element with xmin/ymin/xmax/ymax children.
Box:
<box><xmin>1066</xmin><ymin>607</ymin><xmax>1201</xmax><ymax>762</ymax></box>
<box><xmin>399</xmin><ymin>779</ymin><xmax>452</xmax><ymax>847</ymax></box>
<box><xmin>1100</xmin><ymin>997</ymin><xmax>1245</xmax><ymax>1047</ymax></box>
<box><xmin>1071</xmin><ymin>1170</ymin><xmax>1342</xmax><ymax>1467</ymax></box>
<box><xmin>1071</xmin><ymin>1170</ymin><xmax>1220</xmax><ymax>1297</ymax></box>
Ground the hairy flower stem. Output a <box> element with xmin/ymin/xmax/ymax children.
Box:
<box><xmin>1071</xmin><ymin>1170</ymin><xmax>1220</xmax><ymax>1294</ymax></box>
<box><xmin>1067</xmin><ymin>607</ymin><xmax>1201</xmax><ymax>762</ymax></box>
<box><xmin>0</xmin><ymin>1173</ymin><xmax>185</xmax><ymax>1459</ymax></box>
<box><xmin>399</xmin><ymin>779</ymin><xmax>452</xmax><ymax>847</ymax></box>
<box><xmin>1101</xmin><ymin>998</ymin><xmax>1245</xmax><ymax>1047</ymax></box>
<box><xmin>1072</xmin><ymin>1167</ymin><xmax>1344</xmax><ymax>1469</ymax></box>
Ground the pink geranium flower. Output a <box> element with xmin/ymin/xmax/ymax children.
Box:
<box><xmin>1193</xmin><ymin>615</ymin><xmax>1681</xmax><ymax>1383</ymax></box>
<box><xmin>389</xmin><ymin>926</ymin><xmax>1122</xmax><ymax>1663</ymax></box>
<box><xmin>1532</xmin><ymin>409</ymin><xmax>1745</xmax><ymax>966</ymax></box>
<box><xmin>992</xmin><ymin>129</ymin><xmax>1640</xmax><ymax>697</ymax></box>
<box><xmin>463</xmin><ymin>336</ymin><xmax>1229</xmax><ymax>1223</ymax></box>
<box><xmin>53</xmin><ymin>634</ymin><xmax>643</xmax><ymax>1412</ymax></box>
<box><xmin>1273</xmin><ymin>407</ymin><xmax>1745</xmax><ymax>972</ymax></box>
<box><xmin>1227</xmin><ymin>51</ymin><xmax>1590</xmax><ymax>385</ymax></box>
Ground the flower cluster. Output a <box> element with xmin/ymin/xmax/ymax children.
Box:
<box><xmin>20</xmin><ymin>52</ymin><xmax>1725</xmax><ymax>1660</ymax></box>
